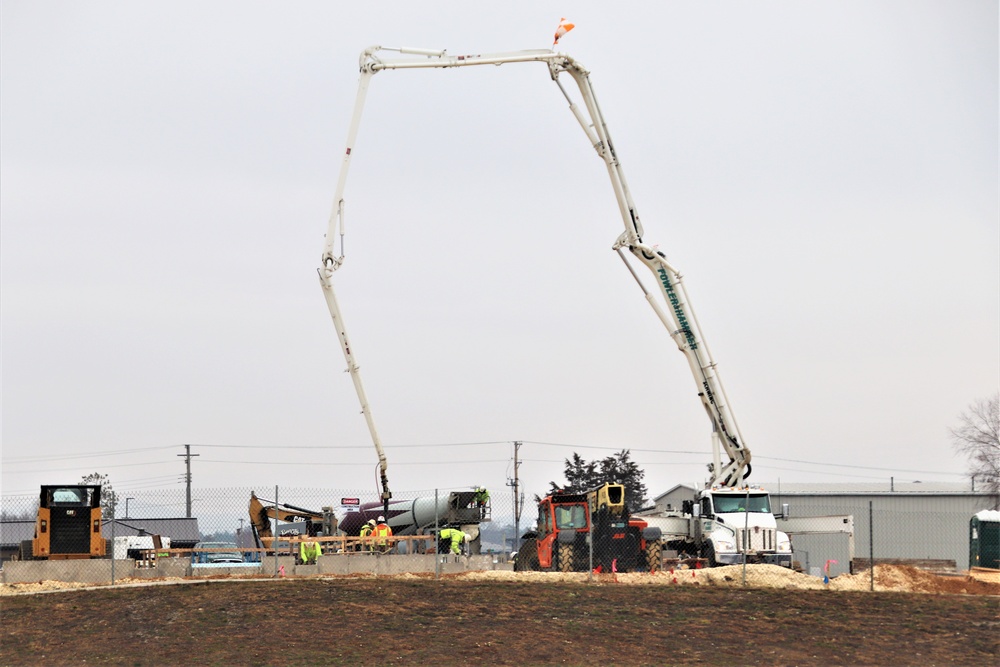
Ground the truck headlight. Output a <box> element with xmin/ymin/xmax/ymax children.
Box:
<box><xmin>778</xmin><ymin>539</ymin><xmax>792</xmax><ymax>553</ymax></box>
<box><xmin>716</xmin><ymin>540</ymin><xmax>735</xmax><ymax>552</ymax></box>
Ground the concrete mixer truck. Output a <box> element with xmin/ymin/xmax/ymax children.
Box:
<box><xmin>340</xmin><ymin>490</ymin><xmax>490</xmax><ymax>554</ymax></box>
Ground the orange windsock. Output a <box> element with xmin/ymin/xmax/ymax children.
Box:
<box><xmin>553</xmin><ymin>18</ymin><xmax>575</xmax><ymax>46</ymax></box>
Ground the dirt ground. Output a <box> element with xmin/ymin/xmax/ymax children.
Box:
<box><xmin>1</xmin><ymin>566</ymin><xmax>998</xmax><ymax>666</ymax></box>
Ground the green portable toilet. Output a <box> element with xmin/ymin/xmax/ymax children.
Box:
<box><xmin>969</xmin><ymin>510</ymin><xmax>1000</xmax><ymax>570</ymax></box>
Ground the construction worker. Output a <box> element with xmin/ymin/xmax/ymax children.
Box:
<box><xmin>358</xmin><ymin>518</ymin><xmax>376</xmax><ymax>551</ymax></box>
<box><xmin>438</xmin><ymin>527</ymin><xmax>468</xmax><ymax>556</ymax></box>
<box><xmin>372</xmin><ymin>515</ymin><xmax>393</xmax><ymax>551</ymax></box>
<box><xmin>474</xmin><ymin>486</ymin><xmax>490</xmax><ymax>518</ymax></box>
<box><xmin>299</xmin><ymin>539</ymin><xmax>322</xmax><ymax>565</ymax></box>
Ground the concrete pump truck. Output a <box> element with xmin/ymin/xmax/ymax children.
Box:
<box><xmin>323</xmin><ymin>45</ymin><xmax>791</xmax><ymax>568</ymax></box>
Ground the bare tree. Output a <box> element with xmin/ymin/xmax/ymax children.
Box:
<box><xmin>950</xmin><ymin>393</ymin><xmax>1000</xmax><ymax>501</ymax></box>
<box><xmin>80</xmin><ymin>472</ymin><xmax>119</xmax><ymax>516</ymax></box>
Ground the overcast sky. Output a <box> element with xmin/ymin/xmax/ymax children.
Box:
<box><xmin>2</xmin><ymin>2</ymin><xmax>997</xmax><ymax>507</ymax></box>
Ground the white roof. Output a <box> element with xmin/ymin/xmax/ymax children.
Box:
<box><xmin>758</xmin><ymin>482</ymin><xmax>974</xmax><ymax>494</ymax></box>
<box><xmin>652</xmin><ymin>481</ymin><xmax>983</xmax><ymax>501</ymax></box>
<box><xmin>974</xmin><ymin>510</ymin><xmax>1000</xmax><ymax>522</ymax></box>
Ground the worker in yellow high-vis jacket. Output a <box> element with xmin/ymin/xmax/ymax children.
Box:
<box><xmin>299</xmin><ymin>539</ymin><xmax>322</xmax><ymax>564</ymax></box>
<box><xmin>438</xmin><ymin>528</ymin><xmax>469</xmax><ymax>555</ymax></box>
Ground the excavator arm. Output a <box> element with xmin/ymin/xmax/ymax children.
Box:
<box><xmin>322</xmin><ymin>46</ymin><xmax>752</xmax><ymax>490</ymax></box>
<box><xmin>248</xmin><ymin>492</ymin><xmax>337</xmax><ymax>548</ymax></box>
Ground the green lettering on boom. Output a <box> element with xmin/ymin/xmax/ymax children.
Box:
<box><xmin>658</xmin><ymin>268</ymin><xmax>698</xmax><ymax>350</ymax></box>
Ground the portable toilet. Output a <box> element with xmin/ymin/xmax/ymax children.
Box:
<box><xmin>969</xmin><ymin>510</ymin><xmax>1000</xmax><ymax>570</ymax></box>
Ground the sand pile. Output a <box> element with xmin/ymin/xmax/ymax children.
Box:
<box><xmin>4</xmin><ymin>564</ymin><xmax>997</xmax><ymax>596</ymax></box>
<box><xmin>456</xmin><ymin>564</ymin><xmax>1000</xmax><ymax>595</ymax></box>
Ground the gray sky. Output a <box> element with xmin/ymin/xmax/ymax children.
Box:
<box><xmin>2</xmin><ymin>2</ymin><xmax>997</xmax><ymax>506</ymax></box>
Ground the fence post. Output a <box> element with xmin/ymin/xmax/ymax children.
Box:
<box><xmin>274</xmin><ymin>485</ymin><xmax>279</xmax><ymax>578</ymax></box>
<box><xmin>742</xmin><ymin>487</ymin><xmax>750</xmax><ymax>586</ymax></box>
<box><xmin>434</xmin><ymin>489</ymin><xmax>440</xmax><ymax>581</ymax></box>
<box><xmin>869</xmin><ymin>500</ymin><xmax>874</xmax><ymax>592</ymax></box>
<box><xmin>588</xmin><ymin>528</ymin><xmax>593</xmax><ymax>583</ymax></box>
<box><xmin>110</xmin><ymin>504</ymin><xmax>116</xmax><ymax>584</ymax></box>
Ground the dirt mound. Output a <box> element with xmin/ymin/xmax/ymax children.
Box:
<box><xmin>830</xmin><ymin>564</ymin><xmax>1000</xmax><ymax>595</ymax></box>
<box><xmin>5</xmin><ymin>564</ymin><xmax>997</xmax><ymax>596</ymax></box>
<box><xmin>457</xmin><ymin>564</ymin><xmax>1000</xmax><ymax>595</ymax></box>
<box><xmin>0</xmin><ymin>580</ymin><xmax>96</xmax><ymax>595</ymax></box>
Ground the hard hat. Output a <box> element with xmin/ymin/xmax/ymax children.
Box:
<box><xmin>377</xmin><ymin>516</ymin><xmax>385</xmax><ymax>522</ymax></box>
<box><xmin>367</xmin><ymin>519</ymin><xmax>376</xmax><ymax>526</ymax></box>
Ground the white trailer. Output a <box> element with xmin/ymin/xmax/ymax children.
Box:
<box><xmin>112</xmin><ymin>535</ymin><xmax>171</xmax><ymax>561</ymax></box>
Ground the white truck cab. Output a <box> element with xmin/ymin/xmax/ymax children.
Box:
<box><xmin>694</xmin><ymin>487</ymin><xmax>792</xmax><ymax>567</ymax></box>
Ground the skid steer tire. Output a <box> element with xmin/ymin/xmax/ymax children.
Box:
<box><xmin>646</xmin><ymin>539</ymin><xmax>663</xmax><ymax>573</ymax></box>
<box><xmin>557</xmin><ymin>542</ymin><xmax>574</xmax><ymax>573</ymax></box>
<box><xmin>515</xmin><ymin>538</ymin><xmax>540</xmax><ymax>572</ymax></box>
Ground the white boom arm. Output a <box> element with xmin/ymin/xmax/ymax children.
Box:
<box><xmin>321</xmin><ymin>46</ymin><xmax>751</xmax><ymax>489</ymax></box>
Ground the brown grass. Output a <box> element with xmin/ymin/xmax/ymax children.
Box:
<box><xmin>1</xmin><ymin>569</ymin><xmax>998</xmax><ymax>666</ymax></box>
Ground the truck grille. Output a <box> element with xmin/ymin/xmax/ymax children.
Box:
<box><xmin>736</xmin><ymin>526</ymin><xmax>774</xmax><ymax>553</ymax></box>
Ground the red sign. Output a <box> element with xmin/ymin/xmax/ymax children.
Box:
<box><xmin>341</xmin><ymin>497</ymin><xmax>360</xmax><ymax>506</ymax></box>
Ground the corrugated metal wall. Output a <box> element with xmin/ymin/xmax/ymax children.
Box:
<box><xmin>774</xmin><ymin>493</ymin><xmax>998</xmax><ymax>571</ymax></box>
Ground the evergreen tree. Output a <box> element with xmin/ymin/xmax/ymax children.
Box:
<box><xmin>549</xmin><ymin>449</ymin><xmax>648</xmax><ymax>512</ymax></box>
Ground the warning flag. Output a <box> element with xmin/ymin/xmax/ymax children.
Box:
<box><xmin>553</xmin><ymin>18</ymin><xmax>575</xmax><ymax>46</ymax></box>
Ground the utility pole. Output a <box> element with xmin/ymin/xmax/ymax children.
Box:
<box><xmin>178</xmin><ymin>444</ymin><xmax>200</xmax><ymax>518</ymax></box>
<box><xmin>507</xmin><ymin>441</ymin><xmax>523</xmax><ymax>554</ymax></box>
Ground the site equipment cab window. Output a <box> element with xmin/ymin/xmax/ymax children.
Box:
<box><xmin>49</xmin><ymin>488</ymin><xmax>90</xmax><ymax>505</ymax></box>
<box><xmin>554</xmin><ymin>504</ymin><xmax>588</xmax><ymax>530</ymax></box>
<box><xmin>712</xmin><ymin>494</ymin><xmax>772</xmax><ymax>514</ymax></box>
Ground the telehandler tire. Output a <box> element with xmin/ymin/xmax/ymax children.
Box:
<box><xmin>557</xmin><ymin>542</ymin><xmax>574</xmax><ymax>573</ymax></box>
<box><xmin>646</xmin><ymin>539</ymin><xmax>663</xmax><ymax>573</ymax></box>
<box><xmin>514</xmin><ymin>538</ymin><xmax>540</xmax><ymax>572</ymax></box>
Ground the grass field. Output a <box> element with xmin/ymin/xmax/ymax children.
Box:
<box><xmin>2</xmin><ymin>575</ymin><xmax>998</xmax><ymax>666</ymax></box>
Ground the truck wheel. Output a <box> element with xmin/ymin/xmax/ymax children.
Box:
<box><xmin>557</xmin><ymin>542</ymin><xmax>574</xmax><ymax>573</ymax></box>
<box><xmin>646</xmin><ymin>539</ymin><xmax>663</xmax><ymax>573</ymax></box>
<box><xmin>514</xmin><ymin>538</ymin><xmax>540</xmax><ymax>572</ymax></box>
<box><xmin>704</xmin><ymin>543</ymin><xmax>718</xmax><ymax>568</ymax></box>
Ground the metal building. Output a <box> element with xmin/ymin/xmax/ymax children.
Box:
<box><xmin>653</xmin><ymin>482</ymin><xmax>998</xmax><ymax>576</ymax></box>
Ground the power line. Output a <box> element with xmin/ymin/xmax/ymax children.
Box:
<box><xmin>1</xmin><ymin>441</ymin><xmax>512</xmax><ymax>465</ymax></box>
<box><xmin>195</xmin><ymin>459</ymin><xmax>512</xmax><ymax>466</ymax></box>
<box><xmin>3</xmin><ymin>445</ymin><xmax>178</xmax><ymax>463</ymax></box>
<box><xmin>520</xmin><ymin>441</ymin><xmax>966</xmax><ymax>477</ymax></box>
<box><xmin>754</xmin><ymin>455</ymin><xmax>965</xmax><ymax>477</ymax></box>
<box><xmin>2</xmin><ymin>438</ymin><xmax>967</xmax><ymax>480</ymax></box>
<box><xmin>188</xmin><ymin>441</ymin><xmax>510</xmax><ymax>450</ymax></box>
<box><xmin>7</xmin><ymin>461</ymin><xmax>178</xmax><ymax>474</ymax></box>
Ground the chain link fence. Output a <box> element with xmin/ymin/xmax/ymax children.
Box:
<box><xmin>2</xmin><ymin>487</ymin><xmax>994</xmax><ymax>592</ymax></box>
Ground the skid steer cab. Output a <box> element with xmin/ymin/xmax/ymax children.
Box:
<box><xmin>21</xmin><ymin>485</ymin><xmax>106</xmax><ymax>560</ymax></box>
<box><xmin>514</xmin><ymin>483</ymin><xmax>662</xmax><ymax>573</ymax></box>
